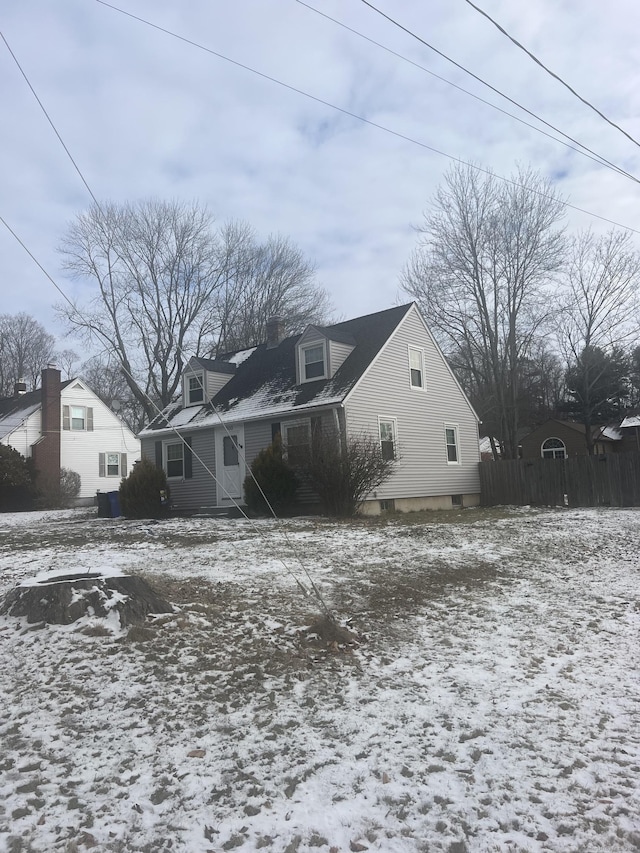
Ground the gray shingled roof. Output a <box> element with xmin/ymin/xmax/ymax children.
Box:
<box><xmin>0</xmin><ymin>382</ymin><xmax>73</xmax><ymax>440</ymax></box>
<box><xmin>140</xmin><ymin>304</ymin><xmax>413</xmax><ymax>434</ymax></box>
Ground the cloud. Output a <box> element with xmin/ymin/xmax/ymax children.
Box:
<box><xmin>2</xmin><ymin>0</ymin><xmax>639</xmax><ymax>345</ymax></box>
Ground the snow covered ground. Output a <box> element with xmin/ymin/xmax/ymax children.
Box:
<box><xmin>0</xmin><ymin>506</ymin><xmax>639</xmax><ymax>853</ymax></box>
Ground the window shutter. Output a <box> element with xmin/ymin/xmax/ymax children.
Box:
<box><xmin>99</xmin><ymin>453</ymin><xmax>105</xmax><ymax>477</ymax></box>
<box><xmin>311</xmin><ymin>416</ymin><xmax>323</xmax><ymax>453</ymax></box>
<box><xmin>271</xmin><ymin>422</ymin><xmax>282</xmax><ymax>456</ymax></box>
<box><xmin>86</xmin><ymin>408</ymin><xmax>94</xmax><ymax>431</ymax></box>
<box><xmin>121</xmin><ymin>453</ymin><xmax>127</xmax><ymax>477</ymax></box>
<box><xmin>184</xmin><ymin>437</ymin><xmax>193</xmax><ymax>479</ymax></box>
<box><xmin>63</xmin><ymin>405</ymin><xmax>70</xmax><ymax>431</ymax></box>
<box><xmin>155</xmin><ymin>441</ymin><xmax>163</xmax><ymax>468</ymax></box>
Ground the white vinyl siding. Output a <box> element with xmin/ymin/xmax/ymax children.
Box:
<box><xmin>60</xmin><ymin>382</ymin><xmax>140</xmax><ymax>499</ymax></box>
<box><xmin>0</xmin><ymin>408</ymin><xmax>41</xmax><ymax>458</ymax></box>
<box><xmin>329</xmin><ymin>340</ymin><xmax>355</xmax><ymax>376</ymax></box>
<box><xmin>344</xmin><ymin>306</ymin><xmax>480</xmax><ymax>501</ymax></box>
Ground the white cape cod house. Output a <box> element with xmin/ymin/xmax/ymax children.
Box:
<box><xmin>139</xmin><ymin>303</ymin><xmax>481</xmax><ymax>515</ymax></box>
<box><xmin>0</xmin><ymin>366</ymin><xmax>140</xmax><ymax>504</ymax></box>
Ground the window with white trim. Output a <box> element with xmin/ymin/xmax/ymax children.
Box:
<box><xmin>379</xmin><ymin>418</ymin><xmax>397</xmax><ymax>461</ymax></box>
<box><xmin>107</xmin><ymin>452</ymin><xmax>120</xmax><ymax>476</ymax></box>
<box><xmin>541</xmin><ymin>437</ymin><xmax>566</xmax><ymax>459</ymax></box>
<box><xmin>166</xmin><ymin>442</ymin><xmax>184</xmax><ymax>478</ymax></box>
<box><xmin>63</xmin><ymin>405</ymin><xmax>94</xmax><ymax>431</ymax></box>
<box><xmin>283</xmin><ymin>420</ymin><xmax>311</xmax><ymax>466</ymax></box>
<box><xmin>99</xmin><ymin>452</ymin><xmax>127</xmax><ymax>478</ymax></box>
<box><xmin>408</xmin><ymin>346</ymin><xmax>425</xmax><ymax>389</ymax></box>
<box><xmin>71</xmin><ymin>406</ymin><xmax>86</xmax><ymax>430</ymax></box>
<box><xmin>445</xmin><ymin>424</ymin><xmax>460</xmax><ymax>464</ymax></box>
<box><xmin>301</xmin><ymin>343</ymin><xmax>327</xmax><ymax>382</ymax></box>
<box><xmin>188</xmin><ymin>373</ymin><xmax>204</xmax><ymax>405</ymax></box>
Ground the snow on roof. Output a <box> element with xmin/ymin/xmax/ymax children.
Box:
<box><xmin>600</xmin><ymin>425</ymin><xmax>622</xmax><ymax>440</ymax></box>
<box><xmin>620</xmin><ymin>415</ymin><xmax>640</xmax><ymax>429</ymax></box>
<box><xmin>141</xmin><ymin>304</ymin><xmax>413</xmax><ymax>435</ymax></box>
<box><xmin>225</xmin><ymin>346</ymin><xmax>257</xmax><ymax>366</ymax></box>
<box><xmin>0</xmin><ymin>401</ymin><xmax>40</xmax><ymax>440</ymax></box>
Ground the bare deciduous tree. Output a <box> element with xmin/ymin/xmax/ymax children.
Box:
<box><xmin>558</xmin><ymin>229</ymin><xmax>640</xmax><ymax>356</ymax></box>
<box><xmin>56</xmin><ymin>349</ymin><xmax>80</xmax><ymax>381</ymax></box>
<box><xmin>300</xmin><ymin>427</ymin><xmax>397</xmax><ymax>516</ymax></box>
<box><xmin>557</xmin><ymin>229</ymin><xmax>640</xmax><ymax>451</ymax></box>
<box><xmin>209</xmin><ymin>232</ymin><xmax>332</xmax><ymax>356</ymax></box>
<box><xmin>0</xmin><ymin>313</ymin><xmax>56</xmax><ymax>395</ymax></box>
<box><xmin>58</xmin><ymin>201</ymin><xmax>331</xmax><ymax>422</ymax></box>
<box><xmin>81</xmin><ymin>354</ymin><xmax>147</xmax><ymax>433</ymax></box>
<box><xmin>58</xmin><ymin>200</ymin><xmax>239</xmax><ymax>422</ymax></box>
<box><xmin>401</xmin><ymin>164</ymin><xmax>566</xmax><ymax>458</ymax></box>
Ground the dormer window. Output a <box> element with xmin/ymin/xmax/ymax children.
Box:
<box><xmin>188</xmin><ymin>374</ymin><xmax>204</xmax><ymax>405</ymax></box>
<box><xmin>302</xmin><ymin>343</ymin><xmax>327</xmax><ymax>382</ymax></box>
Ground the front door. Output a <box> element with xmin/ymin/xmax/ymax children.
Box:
<box><xmin>216</xmin><ymin>426</ymin><xmax>245</xmax><ymax>504</ymax></box>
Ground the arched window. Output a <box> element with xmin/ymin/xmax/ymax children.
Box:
<box><xmin>541</xmin><ymin>437</ymin><xmax>566</xmax><ymax>459</ymax></box>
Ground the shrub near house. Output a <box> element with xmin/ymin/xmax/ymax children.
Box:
<box><xmin>243</xmin><ymin>438</ymin><xmax>299</xmax><ymax>515</ymax></box>
<box><xmin>120</xmin><ymin>458</ymin><xmax>170</xmax><ymax>519</ymax></box>
<box><xmin>0</xmin><ymin>445</ymin><xmax>37</xmax><ymax>511</ymax></box>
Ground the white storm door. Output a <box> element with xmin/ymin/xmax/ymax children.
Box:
<box><xmin>216</xmin><ymin>426</ymin><xmax>244</xmax><ymax>503</ymax></box>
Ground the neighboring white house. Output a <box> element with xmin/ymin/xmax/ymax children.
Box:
<box><xmin>0</xmin><ymin>366</ymin><xmax>140</xmax><ymax>503</ymax></box>
<box><xmin>139</xmin><ymin>303</ymin><xmax>481</xmax><ymax>515</ymax></box>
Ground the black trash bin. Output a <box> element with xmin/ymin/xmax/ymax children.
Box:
<box><xmin>108</xmin><ymin>491</ymin><xmax>121</xmax><ymax>518</ymax></box>
<box><xmin>97</xmin><ymin>492</ymin><xmax>110</xmax><ymax>518</ymax></box>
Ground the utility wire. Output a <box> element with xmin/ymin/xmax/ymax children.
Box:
<box><xmin>357</xmin><ymin>0</ymin><xmax>640</xmax><ymax>185</ymax></box>
<box><xmin>0</xmin><ymin>32</ymin><xmax>331</xmax><ymax>610</ymax></box>
<box><xmin>461</xmin><ymin>0</ymin><xmax>640</xmax><ymax>152</ymax></box>
<box><xmin>94</xmin><ymin>0</ymin><xmax>640</xmax><ymax>235</ymax></box>
<box><xmin>295</xmin><ymin>0</ymin><xmax>631</xmax><ymax>180</ymax></box>
<box><xmin>0</xmin><ymin>30</ymin><xmax>101</xmax><ymax>207</ymax></box>
<box><xmin>2</xmin><ymin>211</ymin><xmax>329</xmax><ymax>608</ymax></box>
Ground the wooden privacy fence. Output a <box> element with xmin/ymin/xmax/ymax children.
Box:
<box><xmin>480</xmin><ymin>451</ymin><xmax>640</xmax><ymax>508</ymax></box>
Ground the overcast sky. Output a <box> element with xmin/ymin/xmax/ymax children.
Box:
<box><xmin>2</xmin><ymin>0</ymin><xmax>640</xmax><ymax>350</ymax></box>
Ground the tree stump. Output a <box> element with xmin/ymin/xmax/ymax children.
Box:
<box><xmin>0</xmin><ymin>571</ymin><xmax>173</xmax><ymax>627</ymax></box>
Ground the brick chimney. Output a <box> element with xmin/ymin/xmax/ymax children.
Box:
<box><xmin>32</xmin><ymin>364</ymin><xmax>62</xmax><ymax>498</ymax></box>
<box><xmin>266</xmin><ymin>316</ymin><xmax>286</xmax><ymax>349</ymax></box>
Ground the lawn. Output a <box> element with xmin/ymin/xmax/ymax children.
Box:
<box><xmin>0</xmin><ymin>506</ymin><xmax>639</xmax><ymax>853</ymax></box>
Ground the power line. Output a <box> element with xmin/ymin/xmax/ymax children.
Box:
<box><xmin>94</xmin><ymin>0</ymin><xmax>640</xmax><ymax>235</ymax></box>
<box><xmin>0</xmin><ymin>30</ymin><xmax>101</xmax><ymax>208</ymax></box>
<box><xmin>357</xmin><ymin>0</ymin><xmax>640</xmax><ymax>185</ymax></box>
<box><xmin>296</xmin><ymin>0</ymin><xmax>639</xmax><ymax>185</ymax></box>
<box><xmin>1</xmin><ymin>211</ymin><xmax>327</xmax><ymax>606</ymax></box>
<box><xmin>0</xmin><ymin>31</ymin><xmax>329</xmax><ymax>604</ymax></box>
<box><xmin>461</xmin><ymin>0</ymin><xmax>640</xmax><ymax>152</ymax></box>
